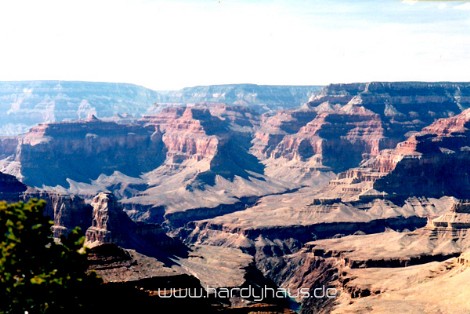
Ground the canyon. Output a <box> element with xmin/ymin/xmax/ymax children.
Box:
<box><xmin>0</xmin><ymin>81</ymin><xmax>470</xmax><ymax>313</ymax></box>
<box><xmin>0</xmin><ymin>81</ymin><xmax>320</xmax><ymax>136</ymax></box>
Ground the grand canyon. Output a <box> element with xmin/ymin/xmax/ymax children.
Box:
<box><xmin>1</xmin><ymin>81</ymin><xmax>470</xmax><ymax>313</ymax></box>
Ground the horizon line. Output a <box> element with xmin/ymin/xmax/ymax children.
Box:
<box><xmin>1</xmin><ymin>79</ymin><xmax>470</xmax><ymax>92</ymax></box>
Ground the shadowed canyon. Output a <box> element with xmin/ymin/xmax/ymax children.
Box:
<box><xmin>1</xmin><ymin>81</ymin><xmax>470</xmax><ymax>313</ymax></box>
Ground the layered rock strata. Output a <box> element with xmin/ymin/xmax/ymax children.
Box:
<box><xmin>426</xmin><ymin>199</ymin><xmax>470</xmax><ymax>238</ymax></box>
<box><xmin>325</xmin><ymin>108</ymin><xmax>470</xmax><ymax>201</ymax></box>
<box><xmin>250</xmin><ymin>82</ymin><xmax>470</xmax><ymax>187</ymax></box>
<box><xmin>85</xmin><ymin>192</ymin><xmax>178</xmax><ymax>255</ymax></box>
<box><xmin>14</xmin><ymin>116</ymin><xmax>165</xmax><ymax>187</ymax></box>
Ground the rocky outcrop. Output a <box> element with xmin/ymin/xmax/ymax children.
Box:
<box><xmin>426</xmin><ymin>200</ymin><xmax>470</xmax><ymax>238</ymax></box>
<box><xmin>84</xmin><ymin>192</ymin><xmax>188</xmax><ymax>266</ymax></box>
<box><xmin>180</xmin><ymin>193</ymin><xmax>453</xmax><ymax>279</ymax></box>
<box><xmin>288</xmin><ymin>223</ymin><xmax>470</xmax><ymax>313</ymax></box>
<box><xmin>1</xmin><ymin>104</ymin><xmax>292</xmax><ymax>220</ymax></box>
<box><xmin>3</xmin><ymin>82</ymin><xmax>469</xmax><ymax>215</ymax></box>
<box><xmin>250</xmin><ymin>82</ymin><xmax>470</xmax><ymax>186</ymax></box>
<box><xmin>86</xmin><ymin>192</ymin><xmax>134</xmax><ymax>244</ymax></box>
<box><xmin>86</xmin><ymin>242</ymin><xmax>294</xmax><ymax>313</ymax></box>
<box><xmin>159</xmin><ymin>107</ymin><xmax>222</xmax><ymax>164</ymax></box>
<box><xmin>14</xmin><ymin>117</ymin><xmax>165</xmax><ymax>187</ymax></box>
<box><xmin>372</xmin><ymin>109</ymin><xmax>470</xmax><ymax>198</ymax></box>
<box><xmin>207</xmin><ymin>104</ymin><xmax>260</xmax><ymax>132</ymax></box>
<box><xmin>142</xmin><ymin>105</ymin><xmax>259</xmax><ymax>168</ymax></box>
<box><xmin>305</xmin><ymin>81</ymin><xmax>470</xmax><ymax>159</ymax></box>
<box><xmin>252</xmin><ymin>108</ymin><xmax>380</xmax><ymax>185</ymax></box>
<box><xmin>0</xmin><ymin>173</ymin><xmax>92</xmax><ymax>237</ymax></box>
<box><xmin>85</xmin><ymin>243</ymin><xmax>217</xmax><ymax>313</ymax></box>
<box><xmin>308</xmin><ymin>82</ymin><xmax>470</xmax><ymax>136</ymax></box>
<box><xmin>85</xmin><ymin>192</ymin><xmax>174</xmax><ymax>249</ymax></box>
<box><xmin>251</xmin><ymin>109</ymin><xmax>318</xmax><ymax>158</ymax></box>
<box><xmin>40</xmin><ymin>192</ymin><xmax>93</xmax><ymax>238</ymax></box>
<box><xmin>323</xmin><ymin>108</ymin><xmax>470</xmax><ymax>201</ymax></box>
<box><xmin>263</xmin><ymin>110</ymin><xmax>383</xmax><ymax>172</ymax></box>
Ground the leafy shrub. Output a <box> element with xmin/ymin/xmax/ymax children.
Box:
<box><xmin>0</xmin><ymin>199</ymin><xmax>101</xmax><ymax>314</ymax></box>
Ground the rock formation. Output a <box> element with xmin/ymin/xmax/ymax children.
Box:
<box><xmin>307</xmin><ymin>82</ymin><xmax>469</xmax><ymax>131</ymax></box>
<box><xmin>255</xmin><ymin>105</ymin><xmax>383</xmax><ymax>174</ymax></box>
<box><xmin>324</xmin><ymin>108</ymin><xmax>470</xmax><ymax>201</ymax></box>
<box><xmin>86</xmin><ymin>192</ymin><xmax>134</xmax><ymax>245</ymax></box>
<box><xmin>281</xmin><ymin>201</ymin><xmax>470</xmax><ymax>313</ymax></box>
<box><xmin>373</xmin><ymin>109</ymin><xmax>470</xmax><ymax>198</ymax></box>
<box><xmin>14</xmin><ymin>117</ymin><xmax>165</xmax><ymax>187</ymax></box>
<box><xmin>426</xmin><ymin>199</ymin><xmax>470</xmax><ymax>238</ymax></box>
<box><xmin>0</xmin><ymin>81</ymin><xmax>321</xmax><ymax>136</ymax></box>
<box><xmin>249</xmin><ymin>82</ymin><xmax>470</xmax><ymax>187</ymax></box>
<box><xmin>2</xmin><ymin>82</ymin><xmax>470</xmax><ymax>219</ymax></box>
<box><xmin>85</xmin><ymin>192</ymin><xmax>178</xmax><ymax>254</ymax></box>
<box><xmin>41</xmin><ymin>192</ymin><xmax>93</xmax><ymax>238</ymax></box>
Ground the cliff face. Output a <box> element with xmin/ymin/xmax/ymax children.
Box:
<box><xmin>141</xmin><ymin>105</ymin><xmax>263</xmax><ymax>177</ymax></box>
<box><xmin>0</xmin><ymin>104</ymin><xmax>290</xmax><ymax>221</ymax></box>
<box><xmin>86</xmin><ymin>192</ymin><xmax>132</xmax><ymax>244</ymax></box>
<box><xmin>308</xmin><ymin>82</ymin><xmax>469</xmax><ymax>148</ymax></box>
<box><xmin>326</xmin><ymin>108</ymin><xmax>470</xmax><ymax>200</ymax></box>
<box><xmin>309</xmin><ymin>82</ymin><xmax>469</xmax><ymax>119</ymax></box>
<box><xmin>251</xmin><ymin>109</ymin><xmax>319</xmax><ymax>160</ymax></box>
<box><xmin>250</xmin><ymin>101</ymin><xmax>383</xmax><ymax>185</ymax></box>
<box><xmin>23</xmin><ymin>192</ymin><xmax>93</xmax><ymax>238</ymax></box>
<box><xmin>427</xmin><ymin>200</ymin><xmax>470</xmax><ymax>238</ymax></box>
<box><xmin>84</xmin><ymin>192</ymin><xmax>189</xmax><ymax>261</ymax></box>
<box><xmin>0</xmin><ymin>172</ymin><xmax>92</xmax><ymax>236</ymax></box>
<box><xmin>373</xmin><ymin>109</ymin><xmax>470</xmax><ymax>197</ymax></box>
<box><xmin>154</xmin><ymin>107</ymin><xmax>222</xmax><ymax>164</ymax></box>
<box><xmin>256</xmin><ymin>108</ymin><xmax>383</xmax><ymax>172</ymax></box>
<box><xmin>16</xmin><ymin>117</ymin><xmax>165</xmax><ymax>187</ymax></box>
<box><xmin>249</xmin><ymin>82</ymin><xmax>470</xmax><ymax>186</ymax></box>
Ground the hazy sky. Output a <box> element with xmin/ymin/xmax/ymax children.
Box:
<box><xmin>0</xmin><ymin>0</ymin><xmax>469</xmax><ymax>90</ymax></box>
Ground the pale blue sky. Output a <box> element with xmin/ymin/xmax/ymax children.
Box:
<box><xmin>0</xmin><ymin>0</ymin><xmax>469</xmax><ymax>90</ymax></box>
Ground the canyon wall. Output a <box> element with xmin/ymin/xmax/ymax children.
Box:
<box><xmin>16</xmin><ymin>117</ymin><xmax>165</xmax><ymax>187</ymax></box>
<box><xmin>0</xmin><ymin>81</ymin><xmax>160</xmax><ymax>135</ymax></box>
<box><xmin>326</xmin><ymin>108</ymin><xmax>470</xmax><ymax>201</ymax></box>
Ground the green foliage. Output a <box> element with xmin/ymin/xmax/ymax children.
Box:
<box><xmin>0</xmin><ymin>199</ymin><xmax>102</xmax><ymax>314</ymax></box>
